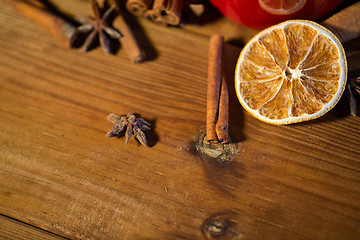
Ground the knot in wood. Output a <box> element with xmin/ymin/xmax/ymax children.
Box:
<box><xmin>205</xmin><ymin>219</ymin><xmax>227</xmax><ymax>236</ymax></box>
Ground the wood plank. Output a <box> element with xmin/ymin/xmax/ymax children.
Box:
<box><xmin>1</xmin><ymin>1</ymin><xmax>360</xmax><ymax>239</ymax></box>
<box><xmin>0</xmin><ymin>214</ymin><xmax>67</xmax><ymax>240</ymax></box>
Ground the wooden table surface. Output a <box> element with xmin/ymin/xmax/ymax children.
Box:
<box><xmin>1</xmin><ymin>0</ymin><xmax>360</xmax><ymax>239</ymax></box>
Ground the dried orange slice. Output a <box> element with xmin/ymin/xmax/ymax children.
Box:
<box><xmin>259</xmin><ymin>0</ymin><xmax>306</xmax><ymax>15</ymax></box>
<box><xmin>235</xmin><ymin>20</ymin><xmax>347</xmax><ymax>125</ymax></box>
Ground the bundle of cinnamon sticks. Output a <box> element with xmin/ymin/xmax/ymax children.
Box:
<box><xmin>126</xmin><ymin>0</ymin><xmax>182</xmax><ymax>25</ymax></box>
<box><xmin>126</xmin><ymin>0</ymin><xmax>203</xmax><ymax>26</ymax></box>
<box><xmin>206</xmin><ymin>34</ymin><xmax>230</xmax><ymax>144</ymax></box>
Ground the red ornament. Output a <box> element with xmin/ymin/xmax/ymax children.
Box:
<box><xmin>209</xmin><ymin>0</ymin><xmax>344</xmax><ymax>29</ymax></box>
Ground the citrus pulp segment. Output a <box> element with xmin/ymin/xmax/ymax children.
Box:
<box><xmin>235</xmin><ymin>20</ymin><xmax>347</xmax><ymax>125</ymax></box>
<box><xmin>258</xmin><ymin>0</ymin><xmax>307</xmax><ymax>15</ymax></box>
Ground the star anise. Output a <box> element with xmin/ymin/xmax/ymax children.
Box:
<box><xmin>107</xmin><ymin>113</ymin><xmax>151</xmax><ymax>147</ymax></box>
<box><xmin>70</xmin><ymin>0</ymin><xmax>122</xmax><ymax>54</ymax></box>
<box><xmin>347</xmin><ymin>77</ymin><xmax>360</xmax><ymax>116</ymax></box>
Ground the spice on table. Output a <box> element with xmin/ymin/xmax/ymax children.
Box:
<box><xmin>125</xmin><ymin>0</ymin><xmax>204</xmax><ymax>26</ymax></box>
<box><xmin>108</xmin><ymin>0</ymin><xmax>146</xmax><ymax>63</ymax></box>
<box><xmin>206</xmin><ymin>34</ymin><xmax>230</xmax><ymax>144</ymax></box>
<box><xmin>126</xmin><ymin>0</ymin><xmax>152</xmax><ymax>17</ymax></box>
<box><xmin>188</xmin><ymin>3</ymin><xmax>205</xmax><ymax>17</ymax></box>
<box><xmin>107</xmin><ymin>113</ymin><xmax>151</xmax><ymax>147</ymax></box>
<box><xmin>114</xmin><ymin>13</ymin><xmax>146</xmax><ymax>62</ymax></box>
<box><xmin>145</xmin><ymin>0</ymin><xmax>184</xmax><ymax>25</ymax></box>
<box><xmin>215</xmin><ymin>58</ymin><xmax>229</xmax><ymax>143</ymax></box>
<box><xmin>206</xmin><ymin>34</ymin><xmax>222</xmax><ymax>142</ymax></box>
<box><xmin>347</xmin><ymin>77</ymin><xmax>360</xmax><ymax>116</ymax></box>
<box><xmin>4</xmin><ymin>0</ymin><xmax>76</xmax><ymax>47</ymax></box>
<box><xmin>70</xmin><ymin>0</ymin><xmax>122</xmax><ymax>54</ymax></box>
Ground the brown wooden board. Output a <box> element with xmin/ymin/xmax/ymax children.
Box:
<box><xmin>1</xmin><ymin>0</ymin><xmax>360</xmax><ymax>239</ymax></box>
<box><xmin>0</xmin><ymin>214</ymin><xmax>67</xmax><ymax>240</ymax></box>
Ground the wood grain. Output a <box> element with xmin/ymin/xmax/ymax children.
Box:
<box><xmin>0</xmin><ymin>214</ymin><xmax>67</xmax><ymax>240</ymax></box>
<box><xmin>1</xmin><ymin>1</ymin><xmax>360</xmax><ymax>239</ymax></box>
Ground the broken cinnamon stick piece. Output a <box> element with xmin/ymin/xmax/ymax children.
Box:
<box><xmin>108</xmin><ymin>0</ymin><xmax>145</xmax><ymax>62</ymax></box>
<box><xmin>216</xmin><ymin>58</ymin><xmax>229</xmax><ymax>143</ymax></box>
<box><xmin>206</xmin><ymin>34</ymin><xmax>223</xmax><ymax>143</ymax></box>
<box><xmin>5</xmin><ymin>0</ymin><xmax>75</xmax><ymax>47</ymax></box>
<box><xmin>113</xmin><ymin>14</ymin><xmax>145</xmax><ymax>63</ymax></box>
<box><xmin>126</xmin><ymin>0</ymin><xmax>152</xmax><ymax>17</ymax></box>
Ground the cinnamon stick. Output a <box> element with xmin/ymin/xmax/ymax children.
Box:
<box><xmin>108</xmin><ymin>0</ymin><xmax>145</xmax><ymax>63</ymax></box>
<box><xmin>149</xmin><ymin>0</ymin><xmax>184</xmax><ymax>25</ymax></box>
<box><xmin>347</xmin><ymin>84</ymin><xmax>357</xmax><ymax>116</ymax></box>
<box><xmin>206</xmin><ymin>34</ymin><xmax>230</xmax><ymax>143</ymax></box>
<box><xmin>126</xmin><ymin>0</ymin><xmax>153</xmax><ymax>17</ymax></box>
<box><xmin>206</xmin><ymin>34</ymin><xmax>223</xmax><ymax>143</ymax></box>
<box><xmin>5</xmin><ymin>0</ymin><xmax>75</xmax><ymax>47</ymax></box>
<box><xmin>215</xmin><ymin>58</ymin><xmax>229</xmax><ymax>143</ymax></box>
<box><xmin>113</xmin><ymin>14</ymin><xmax>145</xmax><ymax>63</ymax></box>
